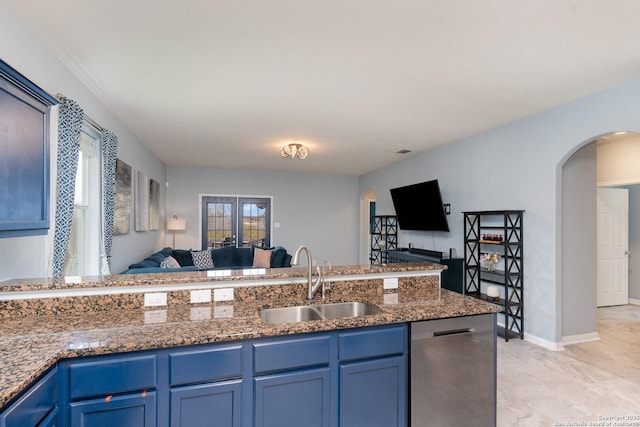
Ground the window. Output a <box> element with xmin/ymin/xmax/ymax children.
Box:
<box><xmin>201</xmin><ymin>196</ymin><xmax>271</xmax><ymax>249</ymax></box>
<box><xmin>63</xmin><ymin>126</ymin><xmax>102</xmax><ymax>276</ymax></box>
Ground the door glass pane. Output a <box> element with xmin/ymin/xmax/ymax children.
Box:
<box><xmin>204</xmin><ymin>198</ymin><xmax>235</xmax><ymax>248</ymax></box>
<box><xmin>240</xmin><ymin>200</ymin><xmax>268</xmax><ymax>247</ymax></box>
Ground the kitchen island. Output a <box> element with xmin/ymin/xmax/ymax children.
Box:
<box><xmin>0</xmin><ymin>262</ymin><xmax>500</xmax><ymax>426</ymax></box>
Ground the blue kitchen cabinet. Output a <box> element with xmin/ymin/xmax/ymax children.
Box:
<box><xmin>62</xmin><ymin>354</ymin><xmax>157</xmax><ymax>427</ymax></box>
<box><xmin>254</xmin><ymin>368</ymin><xmax>331</xmax><ymax>427</ymax></box>
<box><xmin>69</xmin><ymin>392</ymin><xmax>156</xmax><ymax>427</ymax></box>
<box><xmin>0</xmin><ymin>59</ymin><xmax>58</xmax><ymax>238</ymax></box>
<box><xmin>27</xmin><ymin>324</ymin><xmax>409</xmax><ymax>427</ymax></box>
<box><xmin>338</xmin><ymin>326</ymin><xmax>407</xmax><ymax>427</ymax></box>
<box><xmin>339</xmin><ymin>357</ymin><xmax>406</xmax><ymax>427</ymax></box>
<box><xmin>253</xmin><ymin>335</ymin><xmax>332</xmax><ymax>427</ymax></box>
<box><xmin>35</xmin><ymin>409</ymin><xmax>59</xmax><ymax>427</ymax></box>
<box><xmin>168</xmin><ymin>344</ymin><xmax>244</xmax><ymax>427</ymax></box>
<box><xmin>170</xmin><ymin>381</ymin><xmax>242</xmax><ymax>427</ymax></box>
<box><xmin>0</xmin><ymin>367</ymin><xmax>58</xmax><ymax>427</ymax></box>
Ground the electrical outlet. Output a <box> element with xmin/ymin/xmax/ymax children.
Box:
<box><xmin>243</xmin><ymin>268</ymin><xmax>266</xmax><ymax>276</ymax></box>
<box><xmin>384</xmin><ymin>293</ymin><xmax>399</xmax><ymax>305</ymax></box>
<box><xmin>383</xmin><ymin>277</ymin><xmax>398</xmax><ymax>289</ymax></box>
<box><xmin>190</xmin><ymin>306</ymin><xmax>212</xmax><ymax>321</ymax></box>
<box><xmin>214</xmin><ymin>288</ymin><xmax>234</xmax><ymax>302</ymax></box>
<box><xmin>190</xmin><ymin>289</ymin><xmax>211</xmax><ymax>304</ymax></box>
<box><xmin>208</xmin><ymin>269</ymin><xmax>232</xmax><ymax>278</ymax></box>
<box><xmin>144</xmin><ymin>310</ymin><xmax>167</xmax><ymax>324</ymax></box>
<box><xmin>144</xmin><ymin>292</ymin><xmax>167</xmax><ymax>307</ymax></box>
<box><xmin>214</xmin><ymin>305</ymin><xmax>234</xmax><ymax>318</ymax></box>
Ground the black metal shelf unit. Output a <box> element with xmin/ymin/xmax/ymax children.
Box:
<box><xmin>463</xmin><ymin>210</ymin><xmax>524</xmax><ymax>341</ymax></box>
<box><xmin>370</xmin><ymin>215</ymin><xmax>398</xmax><ymax>264</ymax></box>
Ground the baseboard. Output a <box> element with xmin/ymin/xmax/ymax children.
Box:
<box><xmin>496</xmin><ymin>326</ymin><xmax>599</xmax><ymax>351</ymax></box>
<box><xmin>494</xmin><ymin>322</ymin><xmax>563</xmax><ymax>351</ymax></box>
<box><xmin>501</xmin><ymin>304</ymin><xmax>636</xmax><ymax>351</ymax></box>
<box><xmin>523</xmin><ymin>333</ymin><xmax>564</xmax><ymax>351</ymax></box>
<box><xmin>562</xmin><ymin>332</ymin><xmax>600</xmax><ymax>346</ymax></box>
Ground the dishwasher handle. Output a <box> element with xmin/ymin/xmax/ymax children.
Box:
<box><xmin>432</xmin><ymin>328</ymin><xmax>473</xmax><ymax>337</ymax></box>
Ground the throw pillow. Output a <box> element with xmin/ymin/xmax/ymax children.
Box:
<box><xmin>191</xmin><ymin>250</ymin><xmax>214</xmax><ymax>270</ymax></box>
<box><xmin>172</xmin><ymin>249</ymin><xmax>195</xmax><ymax>267</ymax></box>
<box><xmin>253</xmin><ymin>247</ymin><xmax>272</xmax><ymax>268</ymax></box>
<box><xmin>271</xmin><ymin>246</ymin><xmax>287</xmax><ymax>268</ymax></box>
<box><xmin>160</xmin><ymin>256</ymin><xmax>180</xmax><ymax>269</ymax></box>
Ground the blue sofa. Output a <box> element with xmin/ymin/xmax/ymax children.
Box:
<box><xmin>120</xmin><ymin>245</ymin><xmax>292</xmax><ymax>274</ymax></box>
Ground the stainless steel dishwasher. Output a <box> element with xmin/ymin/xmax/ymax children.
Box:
<box><xmin>410</xmin><ymin>313</ymin><xmax>496</xmax><ymax>427</ymax></box>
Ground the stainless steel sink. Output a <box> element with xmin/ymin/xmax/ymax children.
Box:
<box><xmin>259</xmin><ymin>305</ymin><xmax>325</xmax><ymax>323</ymax></box>
<box><xmin>259</xmin><ymin>302</ymin><xmax>383</xmax><ymax>324</ymax></box>
<box><xmin>316</xmin><ymin>302</ymin><xmax>382</xmax><ymax>319</ymax></box>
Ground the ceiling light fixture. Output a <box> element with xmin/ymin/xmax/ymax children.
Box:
<box><xmin>282</xmin><ymin>143</ymin><xmax>309</xmax><ymax>160</ymax></box>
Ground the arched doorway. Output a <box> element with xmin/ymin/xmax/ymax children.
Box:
<box><xmin>560</xmin><ymin>131</ymin><xmax>638</xmax><ymax>343</ymax></box>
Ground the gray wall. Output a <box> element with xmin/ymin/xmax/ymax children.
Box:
<box><xmin>360</xmin><ymin>78</ymin><xmax>640</xmax><ymax>345</ymax></box>
<box><xmin>0</xmin><ymin>4</ymin><xmax>166</xmax><ymax>279</ymax></box>
<box><xmin>561</xmin><ymin>142</ymin><xmax>597</xmax><ymax>337</ymax></box>
<box><xmin>166</xmin><ymin>167</ymin><xmax>360</xmax><ymax>266</ymax></box>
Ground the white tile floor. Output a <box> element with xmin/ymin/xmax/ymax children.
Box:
<box><xmin>497</xmin><ymin>305</ymin><xmax>640</xmax><ymax>426</ymax></box>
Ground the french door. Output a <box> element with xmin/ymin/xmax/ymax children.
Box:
<box><xmin>201</xmin><ymin>196</ymin><xmax>271</xmax><ymax>250</ymax></box>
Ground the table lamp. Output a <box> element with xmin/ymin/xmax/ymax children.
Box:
<box><xmin>167</xmin><ymin>215</ymin><xmax>187</xmax><ymax>248</ymax></box>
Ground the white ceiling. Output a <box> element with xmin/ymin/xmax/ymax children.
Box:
<box><xmin>4</xmin><ymin>0</ymin><xmax>640</xmax><ymax>175</ymax></box>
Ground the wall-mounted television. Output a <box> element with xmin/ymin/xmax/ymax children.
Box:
<box><xmin>390</xmin><ymin>180</ymin><xmax>449</xmax><ymax>232</ymax></box>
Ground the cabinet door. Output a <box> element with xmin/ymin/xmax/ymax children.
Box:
<box><xmin>35</xmin><ymin>408</ymin><xmax>58</xmax><ymax>427</ymax></box>
<box><xmin>69</xmin><ymin>392</ymin><xmax>156</xmax><ymax>427</ymax></box>
<box><xmin>254</xmin><ymin>368</ymin><xmax>330</xmax><ymax>427</ymax></box>
<box><xmin>170</xmin><ymin>380</ymin><xmax>241</xmax><ymax>427</ymax></box>
<box><xmin>339</xmin><ymin>356</ymin><xmax>406</xmax><ymax>427</ymax></box>
<box><xmin>0</xmin><ymin>368</ymin><xmax>58</xmax><ymax>427</ymax></box>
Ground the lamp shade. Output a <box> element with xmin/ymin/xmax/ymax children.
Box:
<box><xmin>167</xmin><ymin>216</ymin><xmax>186</xmax><ymax>231</ymax></box>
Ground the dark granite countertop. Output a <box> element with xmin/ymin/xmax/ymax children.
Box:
<box><xmin>0</xmin><ymin>263</ymin><xmax>500</xmax><ymax>409</ymax></box>
<box><xmin>0</xmin><ymin>263</ymin><xmax>445</xmax><ymax>293</ymax></box>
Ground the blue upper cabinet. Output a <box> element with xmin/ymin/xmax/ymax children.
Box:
<box><xmin>0</xmin><ymin>59</ymin><xmax>58</xmax><ymax>238</ymax></box>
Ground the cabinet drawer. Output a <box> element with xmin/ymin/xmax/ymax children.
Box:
<box><xmin>253</xmin><ymin>335</ymin><xmax>331</xmax><ymax>375</ymax></box>
<box><xmin>69</xmin><ymin>354</ymin><xmax>156</xmax><ymax>400</ymax></box>
<box><xmin>169</xmin><ymin>344</ymin><xmax>243</xmax><ymax>386</ymax></box>
<box><xmin>339</xmin><ymin>325</ymin><xmax>406</xmax><ymax>362</ymax></box>
<box><xmin>0</xmin><ymin>367</ymin><xmax>57</xmax><ymax>427</ymax></box>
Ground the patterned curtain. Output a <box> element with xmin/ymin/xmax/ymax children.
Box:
<box><xmin>52</xmin><ymin>97</ymin><xmax>84</xmax><ymax>277</ymax></box>
<box><xmin>101</xmin><ymin>130</ymin><xmax>118</xmax><ymax>274</ymax></box>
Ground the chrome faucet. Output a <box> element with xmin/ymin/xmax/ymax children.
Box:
<box><xmin>292</xmin><ymin>245</ymin><xmax>324</xmax><ymax>300</ymax></box>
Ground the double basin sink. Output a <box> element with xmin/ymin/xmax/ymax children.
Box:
<box><xmin>259</xmin><ymin>301</ymin><xmax>383</xmax><ymax>324</ymax></box>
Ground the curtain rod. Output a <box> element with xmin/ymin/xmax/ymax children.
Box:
<box><xmin>55</xmin><ymin>93</ymin><xmax>105</xmax><ymax>133</ymax></box>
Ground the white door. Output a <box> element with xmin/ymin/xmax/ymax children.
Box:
<box><xmin>597</xmin><ymin>188</ymin><xmax>629</xmax><ymax>307</ymax></box>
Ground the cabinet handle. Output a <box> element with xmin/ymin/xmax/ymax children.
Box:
<box><xmin>433</xmin><ymin>328</ymin><xmax>473</xmax><ymax>337</ymax></box>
